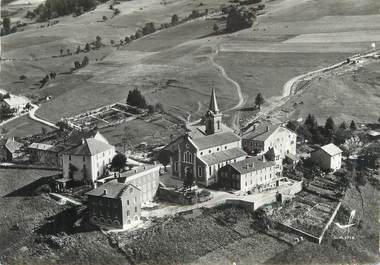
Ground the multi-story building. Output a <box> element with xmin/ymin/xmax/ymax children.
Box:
<box><xmin>62</xmin><ymin>136</ymin><xmax>115</xmax><ymax>184</ymax></box>
<box><xmin>242</xmin><ymin>124</ymin><xmax>297</xmax><ymax>159</ymax></box>
<box><xmin>28</xmin><ymin>143</ymin><xmax>61</xmax><ymax>167</ymax></box>
<box><xmin>165</xmin><ymin>89</ymin><xmax>247</xmax><ymax>186</ymax></box>
<box><xmin>0</xmin><ymin>138</ymin><xmax>23</xmax><ymax>162</ymax></box>
<box><xmin>86</xmin><ymin>182</ymin><xmax>141</xmax><ymax>229</ymax></box>
<box><xmin>114</xmin><ymin>164</ymin><xmax>161</xmax><ymax>204</ymax></box>
<box><xmin>310</xmin><ymin>143</ymin><xmax>342</xmax><ymax>171</ymax></box>
<box><xmin>219</xmin><ymin>156</ymin><xmax>278</xmax><ymax>192</ymax></box>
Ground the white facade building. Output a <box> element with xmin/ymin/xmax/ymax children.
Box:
<box><xmin>310</xmin><ymin>143</ymin><xmax>342</xmax><ymax>171</ymax></box>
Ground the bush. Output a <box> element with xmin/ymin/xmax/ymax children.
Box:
<box><xmin>111</xmin><ymin>153</ymin><xmax>127</xmax><ymax>171</ymax></box>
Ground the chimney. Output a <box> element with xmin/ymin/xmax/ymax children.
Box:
<box><xmin>103</xmin><ymin>189</ymin><xmax>107</xmax><ymax>195</ymax></box>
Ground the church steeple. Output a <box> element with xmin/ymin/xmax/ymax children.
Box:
<box><xmin>208</xmin><ymin>88</ymin><xmax>219</xmax><ymax>114</ymax></box>
<box><xmin>205</xmin><ymin>88</ymin><xmax>223</xmax><ymax>135</ymax></box>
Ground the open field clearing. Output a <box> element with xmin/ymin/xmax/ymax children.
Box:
<box><xmin>0</xmin><ymin>115</ymin><xmax>54</xmax><ymax>138</ymax></box>
<box><xmin>214</xmin><ymin>51</ymin><xmax>351</xmax><ymax>103</ymax></box>
<box><xmin>277</xmin><ymin>60</ymin><xmax>380</xmax><ymax>124</ymax></box>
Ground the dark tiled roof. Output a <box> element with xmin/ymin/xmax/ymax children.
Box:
<box><xmin>86</xmin><ymin>182</ymin><xmax>140</xmax><ymax>199</ymax></box>
<box><xmin>200</xmin><ymin>147</ymin><xmax>246</xmax><ymax>165</ymax></box>
<box><xmin>64</xmin><ymin>138</ymin><xmax>113</xmax><ymax>156</ymax></box>
<box><xmin>192</xmin><ymin>131</ymin><xmax>240</xmax><ymax>150</ymax></box>
<box><xmin>242</xmin><ymin>124</ymin><xmax>280</xmax><ymax>141</ymax></box>
<box><xmin>229</xmin><ymin>156</ymin><xmax>276</xmax><ymax>175</ymax></box>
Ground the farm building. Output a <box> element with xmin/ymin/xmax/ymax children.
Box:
<box><xmin>310</xmin><ymin>143</ymin><xmax>342</xmax><ymax>171</ymax></box>
<box><xmin>86</xmin><ymin>182</ymin><xmax>141</xmax><ymax>229</ymax></box>
<box><xmin>165</xmin><ymin>89</ymin><xmax>247</xmax><ymax>186</ymax></box>
<box><xmin>113</xmin><ymin>164</ymin><xmax>161</xmax><ymax>204</ymax></box>
<box><xmin>62</xmin><ymin>135</ymin><xmax>115</xmax><ymax>184</ymax></box>
<box><xmin>0</xmin><ymin>95</ymin><xmax>30</xmax><ymax>114</ymax></box>
<box><xmin>28</xmin><ymin>142</ymin><xmax>61</xmax><ymax>167</ymax></box>
<box><xmin>0</xmin><ymin>138</ymin><xmax>23</xmax><ymax>162</ymax></box>
<box><xmin>218</xmin><ymin>156</ymin><xmax>278</xmax><ymax>192</ymax></box>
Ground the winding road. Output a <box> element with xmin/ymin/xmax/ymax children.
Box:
<box><xmin>29</xmin><ymin>104</ymin><xmax>59</xmax><ymax>129</ymax></box>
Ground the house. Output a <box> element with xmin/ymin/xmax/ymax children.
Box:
<box><xmin>219</xmin><ymin>156</ymin><xmax>278</xmax><ymax>192</ymax></box>
<box><xmin>242</xmin><ymin>123</ymin><xmax>297</xmax><ymax>159</ymax></box>
<box><xmin>0</xmin><ymin>95</ymin><xmax>30</xmax><ymax>114</ymax></box>
<box><xmin>28</xmin><ymin>142</ymin><xmax>61</xmax><ymax>167</ymax></box>
<box><xmin>86</xmin><ymin>182</ymin><xmax>141</xmax><ymax>229</ymax></box>
<box><xmin>310</xmin><ymin>143</ymin><xmax>342</xmax><ymax>171</ymax></box>
<box><xmin>0</xmin><ymin>138</ymin><xmax>23</xmax><ymax>162</ymax></box>
<box><xmin>62</xmin><ymin>137</ymin><xmax>115</xmax><ymax>184</ymax></box>
<box><xmin>112</xmin><ymin>164</ymin><xmax>161</xmax><ymax>204</ymax></box>
<box><xmin>165</xmin><ymin>89</ymin><xmax>247</xmax><ymax>186</ymax></box>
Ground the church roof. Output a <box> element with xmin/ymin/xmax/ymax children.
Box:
<box><xmin>208</xmin><ymin>88</ymin><xmax>219</xmax><ymax>113</ymax></box>
<box><xmin>192</xmin><ymin>131</ymin><xmax>240</xmax><ymax>150</ymax></box>
<box><xmin>200</xmin><ymin>147</ymin><xmax>246</xmax><ymax>165</ymax></box>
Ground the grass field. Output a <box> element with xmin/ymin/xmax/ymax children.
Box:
<box><xmin>0</xmin><ymin>115</ymin><xmax>54</xmax><ymax>138</ymax></box>
<box><xmin>279</xmin><ymin>60</ymin><xmax>380</xmax><ymax>124</ymax></box>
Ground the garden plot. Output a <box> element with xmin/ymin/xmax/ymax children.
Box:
<box><xmin>272</xmin><ymin>191</ymin><xmax>341</xmax><ymax>241</ymax></box>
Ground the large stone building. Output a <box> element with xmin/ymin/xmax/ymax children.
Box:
<box><xmin>165</xmin><ymin>89</ymin><xmax>247</xmax><ymax>186</ymax></box>
<box><xmin>310</xmin><ymin>143</ymin><xmax>342</xmax><ymax>171</ymax></box>
<box><xmin>113</xmin><ymin>164</ymin><xmax>161</xmax><ymax>204</ymax></box>
<box><xmin>62</xmin><ymin>134</ymin><xmax>115</xmax><ymax>184</ymax></box>
<box><xmin>86</xmin><ymin>182</ymin><xmax>141</xmax><ymax>229</ymax></box>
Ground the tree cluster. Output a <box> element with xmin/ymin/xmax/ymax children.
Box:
<box><xmin>0</xmin><ymin>105</ymin><xmax>16</xmax><ymax>121</ymax></box>
<box><xmin>1</xmin><ymin>17</ymin><xmax>17</xmax><ymax>36</ymax></box>
<box><xmin>74</xmin><ymin>56</ymin><xmax>89</xmax><ymax>70</ymax></box>
<box><xmin>225</xmin><ymin>5</ymin><xmax>256</xmax><ymax>32</ymax></box>
<box><xmin>287</xmin><ymin>114</ymin><xmax>357</xmax><ymax>146</ymax></box>
<box><xmin>126</xmin><ymin>89</ymin><xmax>148</xmax><ymax>109</ymax></box>
<box><xmin>29</xmin><ymin>0</ymin><xmax>109</xmax><ymax>22</ymax></box>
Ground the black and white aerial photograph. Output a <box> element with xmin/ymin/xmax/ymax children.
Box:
<box><xmin>0</xmin><ymin>0</ymin><xmax>379</xmax><ymax>264</ymax></box>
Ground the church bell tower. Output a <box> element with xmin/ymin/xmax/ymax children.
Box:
<box><xmin>205</xmin><ymin>88</ymin><xmax>223</xmax><ymax>135</ymax></box>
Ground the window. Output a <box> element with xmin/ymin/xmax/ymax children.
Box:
<box><xmin>174</xmin><ymin>162</ymin><xmax>178</xmax><ymax>172</ymax></box>
<box><xmin>200</xmin><ymin>152</ymin><xmax>203</xmax><ymax>155</ymax></box>
<box><xmin>225</xmin><ymin>146</ymin><xmax>227</xmax><ymax>149</ymax></box>
<box><xmin>209</xmin><ymin>150</ymin><xmax>211</xmax><ymax>153</ymax></box>
<box><xmin>217</xmin><ymin>148</ymin><xmax>220</xmax><ymax>151</ymax></box>
<box><xmin>127</xmin><ymin>210</ymin><xmax>130</xmax><ymax>216</ymax></box>
<box><xmin>127</xmin><ymin>200</ymin><xmax>129</xmax><ymax>205</ymax></box>
<box><xmin>209</xmin><ymin>166</ymin><xmax>212</xmax><ymax>175</ymax></box>
<box><xmin>69</xmin><ymin>155</ymin><xmax>71</xmax><ymax>161</ymax></box>
<box><xmin>217</xmin><ymin>120</ymin><xmax>220</xmax><ymax>130</ymax></box>
<box><xmin>198</xmin><ymin>167</ymin><xmax>202</xmax><ymax>177</ymax></box>
<box><xmin>83</xmin><ymin>156</ymin><xmax>85</xmax><ymax>162</ymax></box>
<box><xmin>134</xmin><ymin>197</ymin><xmax>137</xmax><ymax>203</ymax></box>
<box><xmin>135</xmin><ymin>207</ymin><xmax>137</xmax><ymax>212</ymax></box>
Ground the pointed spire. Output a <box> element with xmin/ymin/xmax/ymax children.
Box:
<box><xmin>208</xmin><ymin>88</ymin><xmax>219</xmax><ymax>113</ymax></box>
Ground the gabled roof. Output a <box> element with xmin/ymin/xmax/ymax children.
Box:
<box><xmin>116</xmin><ymin>164</ymin><xmax>160</xmax><ymax>183</ymax></box>
<box><xmin>2</xmin><ymin>95</ymin><xmax>30</xmax><ymax>107</ymax></box>
<box><xmin>242</xmin><ymin>124</ymin><xmax>295</xmax><ymax>142</ymax></box>
<box><xmin>228</xmin><ymin>156</ymin><xmax>276</xmax><ymax>175</ymax></box>
<box><xmin>86</xmin><ymin>182</ymin><xmax>140</xmax><ymax>199</ymax></box>
<box><xmin>320</xmin><ymin>143</ymin><xmax>342</xmax><ymax>156</ymax></box>
<box><xmin>1</xmin><ymin>138</ymin><xmax>23</xmax><ymax>153</ymax></box>
<box><xmin>192</xmin><ymin>131</ymin><xmax>240</xmax><ymax>150</ymax></box>
<box><xmin>64</xmin><ymin>138</ymin><xmax>114</xmax><ymax>156</ymax></box>
<box><xmin>200</xmin><ymin>147</ymin><xmax>246</xmax><ymax>165</ymax></box>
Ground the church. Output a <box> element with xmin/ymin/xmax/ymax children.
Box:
<box><xmin>165</xmin><ymin>89</ymin><xmax>247</xmax><ymax>186</ymax></box>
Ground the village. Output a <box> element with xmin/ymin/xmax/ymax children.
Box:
<box><xmin>0</xmin><ymin>85</ymin><xmax>379</xmax><ymax>253</ymax></box>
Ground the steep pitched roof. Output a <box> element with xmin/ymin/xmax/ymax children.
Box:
<box><xmin>2</xmin><ymin>138</ymin><xmax>23</xmax><ymax>153</ymax></box>
<box><xmin>86</xmin><ymin>182</ymin><xmax>140</xmax><ymax>199</ymax></box>
<box><xmin>192</xmin><ymin>131</ymin><xmax>240</xmax><ymax>150</ymax></box>
<box><xmin>64</xmin><ymin>138</ymin><xmax>113</xmax><ymax>156</ymax></box>
<box><xmin>320</xmin><ymin>143</ymin><xmax>342</xmax><ymax>156</ymax></box>
<box><xmin>208</xmin><ymin>88</ymin><xmax>219</xmax><ymax>113</ymax></box>
<box><xmin>200</xmin><ymin>147</ymin><xmax>246</xmax><ymax>165</ymax></box>
<box><xmin>228</xmin><ymin>156</ymin><xmax>276</xmax><ymax>175</ymax></box>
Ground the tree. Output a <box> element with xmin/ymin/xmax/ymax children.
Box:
<box><xmin>76</xmin><ymin>45</ymin><xmax>81</xmax><ymax>54</ymax></box>
<box><xmin>85</xmin><ymin>43</ymin><xmax>90</xmax><ymax>52</ymax></box>
<box><xmin>111</xmin><ymin>153</ymin><xmax>127</xmax><ymax>172</ymax></box>
<box><xmin>114</xmin><ymin>8</ymin><xmax>120</xmax><ymax>16</ymax></box>
<box><xmin>60</xmin><ymin>48</ymin><xmax>63</xmax><ymax>56</ymax></box>
<box><xmin>171</xmin><ymin>14</ymin><xmax>179</xmax><ymax>25</ymax></box>
<box><xmin>213</xmin><ymin>23</ymin><xmax>219</xmax><ymax>33</ymax></box>
<box><xmin>74</xmin><ymin>60</ymin><xmax>81</xmax><ymax>69</ymax></box>
<box><xmin>102</xmin><ymin>15</ymin><xmax>107</xmax><ymax>21</ymax></box>
<box><xmin>41</xmin><ymin>127</ymin><xmax>47</xmax><ymax>135</ymax></box>
<box><xmin>158</xmin><ymin>150</ymin><xmax>171</xmax><ymax>171</ymax></box>
<box><xmin>135</xmin><ymin>29</ymin><xmax>143</xmax><ymax>39</ymax></box>
<box><xmin>255</xmin><ymin>93</ymin><xmax>264</xmax><ymax>109</ymax></box>
<box><xmin>81</xmin><ymin>56</ymin><xmax>89</xmax><ymax>67</ymax></box>
<box><xmin>304</xmin><ymin>114</ymin><xmax>318</xmax><ymax>132</ymax></box>
<box><xmin>142</xmin><ymin>22</ymin><xmax>155</xmax><ymax>35</ymax></box>
<box><xmin>350</xmin><ymin>120</ymin><xmax>357</xmax><ymax>130</ymax></box>
<box><xmin>0</xmin><ymin>105</ymin><xmax>16</xmax><ymax>121</ymax></box>
<box><xmin>56</xmin><ymin>120</ymin><xmax>70</xmax><ymax>131</ymax></box>
<box><xmin>110</xmin><ymin>39</ymin><xmax>115</xmax><ymax>46</ymax></box>
<box><xmin>95</xmin><ymin>35</ymin><xmax>102</xmax><ymax>48</ymax></box>
<box><xmin>325</xmin><ymin>116</ymin><xmax>336</xmax><ymax>132</ymax></box>
<box><xmin>183</xmin><ymin>168</ymin><xmax>194</xmax><ymax>189</ymax></box>
<box><xmin>339</xmin><ymin>121</ymin><xmax>347</xmax><ymax>130</ymax></box>
<box><xmin>66</xmin><ymin>48</ymin><xmax>71</xmax><ymax>55</ymax></box>
<box><xmin>226</xmin><ymin>6</ymin><xmax>256</xmax><ymax>32</ymax></box>
<box><xmin>2</xmin><ymin>17</ymin><xmax>11</xmax><ymax>35</ymax></box>
<box><xmin>155</xmin><ymin>103</ymin><xmax>164</xmax><ymax>113</ymax></box>
<box><xmin>147</xmin><ymin>104</ymin><xmax>155</xmax><ymax>114</ymax></box>
<box><xmin>124</xmin><ymin>36</ymin><xmax>130</xmax><ymax>44</ymax></box>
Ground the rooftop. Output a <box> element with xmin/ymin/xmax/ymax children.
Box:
<box><xmin>192</xmin><ymin>131</ymin><xmax>240</xmax><ymax>150</ymax></box>
<box><xmin>28</xmin><ymin>142</ymin><xmax>54</xmax><ymax>151</ymax></box>
<box><xmin>228</xmin><ymin>156</ymin><xmax>276</xmax><ymax>175</ymax></box>
<box><xmin>320</xmin><ymin>143</ymin><xmax>343</xmax><ymax>156</ymax></box>
<box><xmin>200</xmin><ymin>147</ymin><xmax>247</xmax><ymax>165</ymax></box>
<box><xmin>64</xmin><ymin>138</ymin><xmax>114</xmax><ymax>156</ymax></box>
<box><xmin>242</xmin><ymin>124</ymin><xmax>295</xmax><ymax>141</ymax></box>
<box><xmin>0</xmin><ymin>138</ymin><xmax>23</xmax><ymax>153</ymax></box>
<box><xmin>86</xmin><ymin>182</ymin><xmax>140</xmax><ymax>199</ymax></box>
<box><xmin>116</xmin><ymin>164</ymin><xmax>160</xmax><ymax>183</ymax></box>
<box><xmin>3</xmin><ymin>95</ymin><xmax>30</xmax><ymax>106</ymax></box>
